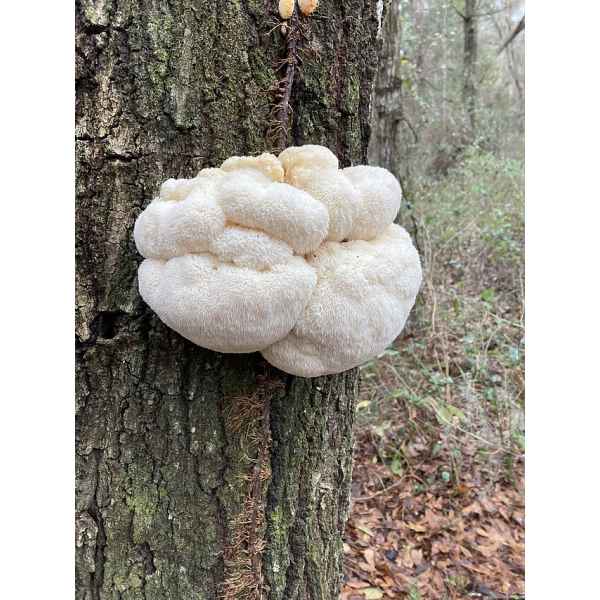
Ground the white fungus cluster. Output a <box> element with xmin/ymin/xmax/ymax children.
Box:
<box><xmin>134</xmin><ymin>145</ymin><xmax>422</xmax><ymax>377</ymax></box>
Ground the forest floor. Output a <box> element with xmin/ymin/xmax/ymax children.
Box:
<box><xmin>342</xmin><ymin>150</ymin><xmax>525</xmax><ymax>600</ymax></box>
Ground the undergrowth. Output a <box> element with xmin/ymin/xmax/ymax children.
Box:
<box><xmin>357</xmin><ymin>147</ymin><xmax>524</xmax><ymax>488</ymax></box>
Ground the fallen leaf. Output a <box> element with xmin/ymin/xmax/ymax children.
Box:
<box><xmin>362</xmin><ymin>587</ymin><xmax>384</xmax><ymax>599</ymax></box>
<box><xmin>411</xmin><ymin>548</ymin><xmax>424</xmax><ymax>566</ymax></box>
<box><xmin>356</xmin><ymin>524</ymin><xmax>375</xmax><ymax>537</ymax></box>
<box><xmin>346</xmin><ymin>579</ymin><xmax>371</xmax><ymax>589</ymax></box>
<box><xmin>462</xmin><ymin>501</ymin><xmax>482</xmax><ymax>516</ymax></box>
<box><xmin>363</xmin><ymin>548</ymin><xmax>376</xmax><ymax>572</ymax></box>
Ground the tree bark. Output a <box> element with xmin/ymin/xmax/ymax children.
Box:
<box><xmin>462</xmin><ymin>0</ymin><xmax>478</xmax><ymax>135</ymax></box>
<box><xmin>75</xmin><ymin>0</ymin><xmax>381</xmax><ymax>598</ymax></box>
<box><xmin>368</xmin><ymin>0</ymin><xmax>403</xmax><ymax>177</ymax></box>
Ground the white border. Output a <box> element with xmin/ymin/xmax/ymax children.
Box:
<box><xmin>527</xmin><ymin>1</ymin><xmax>600</xmax><ymax>597</ymax></box>
<box><xmin>1</xmin><ymin>3</ymin><xmax>74</xmax><ymax>597</ymax></box>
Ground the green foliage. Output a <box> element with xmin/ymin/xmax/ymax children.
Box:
<box><xmin>408</xmin><ymin>585</ymin><xmax>422</xmax><ymax>600</ymax></box>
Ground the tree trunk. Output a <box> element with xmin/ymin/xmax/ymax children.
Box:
<box><xmin>75</xmin><ymin>0</ymin><xmax>381</xmax><ymax>598</ymax></box>
<box><xmin>462</xmin><ymin>0</ymin><xmax>478</xmax><ymax>135</ymax></box>
<box><xmin>368</xmin><ymin>0</ymin><xmax>405</xmax><ymax>178</ymax></box>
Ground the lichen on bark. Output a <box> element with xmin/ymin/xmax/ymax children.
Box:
<box><xmin>76</xmin><ymin>0</ymin><xmax>381</xmax><ymax>598</ymax></box>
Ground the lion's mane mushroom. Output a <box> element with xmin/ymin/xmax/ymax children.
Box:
<box><xmin>134</xmin><ymin>145</ymin><xmax>422</xmax><ymax>377</ymax></box>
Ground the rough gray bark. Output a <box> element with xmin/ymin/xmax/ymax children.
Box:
<box><xmin>75</xmin><ymin>0</ymin><xmax>381</xmax><ymax>598</ymax></box>
<box><xmin>368</xmin><ymin>0</ymin><xmax>413</xmax><ymax>193</ymax></box>
<box><xmin>368</xmin><ymin>0</ymin><xmax>400</xmax><ymax>172</ymax></box>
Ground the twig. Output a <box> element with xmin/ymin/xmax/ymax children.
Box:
<box><xmin>498</xmin><ymin>15</ymin><xmax>525</xmax><ymax>55</ymax></box>
<box><xmin>353</xmin><ymin>477</ymin><xmax>407</xmax><ymax>502</ymax></box>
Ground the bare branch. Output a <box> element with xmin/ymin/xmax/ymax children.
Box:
<box><xmin>498</xmin><ymin>15</ymin><xmax>525</xmax><ymax>54</ymax></box>
<box><xmin>452</xmin><ymin>1</ymin><xmax>466</xmax><ymax>20</ymax></box>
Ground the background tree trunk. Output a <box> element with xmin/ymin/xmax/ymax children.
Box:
<box><xmin>75</xmin><ymin>0</ymin><xmax>381</xmax><ymax>598</ymax></box>
<box><xmin>368</xmin><ymin>0</ymin><xmax>405</xmax><ymax>180</ymax></box>
<box><xmin>462</xmin><ymin>0</ymin><xmax>478</xmax><ymax>135</ymax></box>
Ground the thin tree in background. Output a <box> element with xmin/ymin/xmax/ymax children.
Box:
<box><xmin>461</xmin><ymin>0</ymin><xmax>479</xmax><ymax>135</ymax></box>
